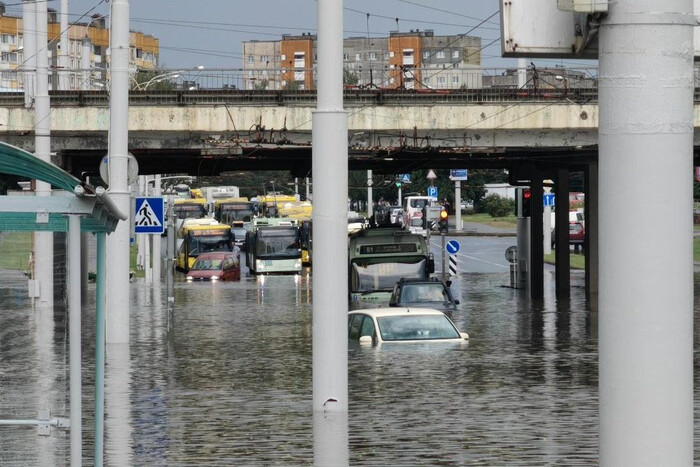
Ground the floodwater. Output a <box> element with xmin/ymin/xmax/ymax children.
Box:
<box><xmin>0</xmin><ymin>240</ymin><xmax>697</xmax><ymax>465</ymax></box>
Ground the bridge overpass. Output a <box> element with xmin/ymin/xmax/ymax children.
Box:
<box><xmin>0</xmin><ymin>88</ymin><xmax>611</xmax><ymax>178</ymax></box>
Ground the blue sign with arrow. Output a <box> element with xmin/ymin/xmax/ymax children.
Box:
<box><xmin>446</xmin><ymin>240</ymin><xmax>461</xmax><ymax>254</ymax></box>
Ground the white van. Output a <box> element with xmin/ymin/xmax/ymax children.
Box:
<box><xmin>403</xmin><ymin>195</ymin><xmax>438</xmax><ymax>235</ymax></box>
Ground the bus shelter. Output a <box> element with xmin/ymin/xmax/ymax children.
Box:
<box><xmin>0</xmin><ymin>141</ymin><xmax>125</xmax><ymax>466</ymax></box>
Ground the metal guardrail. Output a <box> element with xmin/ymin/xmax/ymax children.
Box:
<box><xmin>0</xmin><ymin>87</ymin><xmax>601</xmax><ymax>107</ymax></box>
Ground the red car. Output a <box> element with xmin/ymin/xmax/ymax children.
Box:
<box><xmin>569</xmin><ymin>222</ymin><xmax>585</xmax><ymax>253</ymax></box>
<box><xmin>186</xmin><ymin>251</ymin><xmax>241</xmax><ymax>281</ymax></box>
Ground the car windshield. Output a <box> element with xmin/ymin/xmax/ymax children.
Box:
<box><xmin>401</xmin><ymin>284</ymin><xmax>449</xmax><ymax>303</ymax></box>
<box><xmin>376</xmin><ymin>314</ymin><xmax>460</xmax><ymax>341</ymax></box>
<box><xmin>192</xmin><ymin>258</ymin><xmax>223</xmax><ymax>270</ymax></box>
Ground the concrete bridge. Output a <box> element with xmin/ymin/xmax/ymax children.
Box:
<box><xmin>0</xmin><ymin>88</ymin><xmax>610</xmax><ymax>178</ymax></box>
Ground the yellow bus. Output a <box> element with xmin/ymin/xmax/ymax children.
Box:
<box><xmin>173</xmin><ymin>198</ymin><xmax>208</xmax><ymax>220</ymax></box>
<box><xmin>176</xmin><ymin>220</ymin><xmax>234</xmax><ymax>272</ymax></box>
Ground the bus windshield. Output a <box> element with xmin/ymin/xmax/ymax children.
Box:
<box><xmin>187</xmin><ymin>234</ymin><xmax>232</xmax><ymax>256</ymax></box>
<box><xmin>221</xmin><ymin>208</ymin><xmax>253</xmax><ymax>223</ymax></box>
<box><xmin>351</xmin><ymin>258</ymin><xmax>428</xmax><ymax>293</ymax></box>
<box><xmin>255</xmin><ymin>229</ymin><xmax>300</xmax><ymax>259</ymax></box>
<box><xmin>175</xmin><ymin>204</ymin><xmax>206</xmax><ymax>219</ymax></box>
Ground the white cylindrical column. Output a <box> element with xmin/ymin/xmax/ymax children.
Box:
<box><xmin>366</xmin><ymin>170</ymin><xmax>373</xmax><ymax>218</ymax></box>
<box><xmin>305</xmin><ymin>177</ymin><xmax>310</xmax><ymax>201</ymax></box>
<box><xmin>517</xmin><ymin>57</ymin><xmax>527</xmax><ymax>88</ymax></box>
<box><xmin>68</xmin><ymin>215</ymin><xmax>82</xmax><ymax>467</ymax></box>
<box><xmin>598</xmin><ymin>1</ymin><xmax>693</xmax><ymax>464</ymax></box>
<box><xmin>106</xmin><ymin>0</ymin><xmax>131</xmax><ymax>344</ymax></box>
<box><xmin>59</xmin><ymin>0</ymin><xmax>70</xmax><ymax>90</ymax></box>
<box><xmin>81</xmin><ymin>36</ymin><xmax>91</xmax><ymax>90</ymax></box>
<box><xmin>33</xmin><ymin>0</ymin><xmax>53</xmax><ymax>311</ymax></box>
<box><xmin>312</xmin><ymin>0</ymin><xmax>347</xmax><ymax>414</ymax></box>
<box><xmin>22</xmin><ymin>0</ymin><xmax>36</xmax><ymax>107</ymax></box>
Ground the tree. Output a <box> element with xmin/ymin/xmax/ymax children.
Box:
<box><xmin>254</xmin><ymin>80</ymin><xmax>269</xmax><ymax>90</ymax></box>
<box><xmin>131</xmin><ymin>70</ymin><xmax>178</xmax><ymax>91</ymax></box>
<box><xmin>343</xmin><ymin>68</ymin><xmax>359</xmax><ymax>86</ymax></box>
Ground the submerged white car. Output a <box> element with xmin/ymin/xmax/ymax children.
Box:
<box><xmin>348</xmin><ymin>308</ymin><xmax>469</xmax><ymax>344</ymax></box>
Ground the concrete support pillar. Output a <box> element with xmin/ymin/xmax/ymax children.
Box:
<box><xmin>80</xmin><ymin>232</ymin><xmax>89</xmax><ymax>303</ymax></box>
<box><xmin>529</xmin><ymin>174</ymin><xmax>544</xmax><ymax>300</ymax></box>
<box><xmin>584</xmin><ymin>163</ymin><xmax>598</xmax><ymax>298</ymax></box>
<box><xmin>366</xmin><ymin>170</ymin><xmax>373</xmax><ymax>218</ymax></box>
<box><xmin>94</xmin><ymin>233</ymin><xmax>106</xmax><ymax>466</ymax></box>
<box><xmin>33</xmin><ymin>0</ymin><xmax>53</xmax><ymax>311</ymax></box>
<box><xmin>312</xmin><ymin>0</ymin><xmax>348</xmax><ymax>414</ymax></box>
<box><xmin>598</xmin><ymin>2</ymin><xmax>693</xmax><ymax>464</ymax></box>
<box><xmin>22</xmin><ymin>0</ymin><xmax>36</xmax><ymax>107</ymax></box>
<box><xmin>106</xmin><ymin>0</ymin><xmax>131</xmax><ymax>344</ymax></box>
<box><xmin>554</xmin><ymin>168</ymin><xmax>570</xmax><ymax>298</ymax></box>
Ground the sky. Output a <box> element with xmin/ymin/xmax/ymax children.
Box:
<box><xmin>10</xmin><ymin>0</ymin><xmax>591</xmax><ymax>70</ymax></box>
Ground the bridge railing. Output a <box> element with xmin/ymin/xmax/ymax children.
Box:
<box><xmin>17</xmin><ymin>65</ymin><xmax>700</xmax><ymax>107</ymax></box>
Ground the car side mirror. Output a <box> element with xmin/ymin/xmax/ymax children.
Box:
<box><xmin>359</xmin><ymin>335</ymin><xmax>373</xmax><ymax>344</ymax></box>
<box><xmin>460</xmin><ymin>332</ymin><xmax>470</xmax><ymax>340</ymax></box>
<box><xmin>454</xmin><ymin>300</ymin><xmax>460</xmax><ymax>305</ymax></box>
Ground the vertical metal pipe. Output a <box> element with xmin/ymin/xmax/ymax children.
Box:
<box><xmin>94</xmin><ymin>233</ymin><xmax>106</xmax><ymax>466</ymax></box>
<box><xmin>81</xmin><ymin>36</ymin><xmax>91</xmax><ymax>91</ymax></box>
<box><xmin>585</xmin><ymin>162</ymin><xmax>598</xmax><ymax>297</ymax></box>
<box><xmin>455</xmin><ymin>180</ymin><xmax>462</xmax><ymax>231</ymax></box>
<box><xmin>366</xmin><ymin>170</ymin><xmax>373</xmax><ymax>218</ymax></box>
<box><xmin>312</xmin><ymin>0</ymin><xmax>348</xmax><ymax>413</ymax></box>
<box><xmin>166</xmin><ymin>194</ymin><xmax>174</xmax><ymax>304</ymax></box>
<box><xmin>554</xmin><ymin>168</ymin><xmax>570</xmax><ymax>297</ymax></box>
<box><xmin>397</xmin><ymin>186</ymin><xmax>402</xmax><ymax>206</ymax></box>
<box><xmin>68</xmin><ymin>215</ymin><xmax>81</xmax><ymax>467</ymax></box>
<box><xmin>153</xmin><ymin>175</ymin><xmax>162</xmax><ymax>284</ymax></box>
<box><xmin>80</xmin><ymin>232</ymin><xmax>89</xmax><ymax>302</ymax></box>
<box><xmin>59</xmin><ymin>0</ymin><xmax>70</xmax><ymax>90</ymax></box>
<box><xmin>22</xmin><ymin>0</ymin><xmax>36</xmax><ymax>107</ymax></box>
<box><xmin>33</xmin><ymin>0</ymin><xmax>53</xmax><ymax>311</ymax></box>
<box><xmin>305</xmin><ymin>177</ymin><xmax>311</xmax><ymax>201</ymax></box>
<box><xmin>543</xmin><ymin>204</ymin><xmax>552</xmax><ymax>255</ymax></box>
<box><xmin>144</xmin><ymin>177</ymin><xmax>152</xmax><ymax>283</ymax></box>
<box><xmin>106</xmin><ymin>0</ymin><xmax>131</xmax><ymax>344</ymax></box>
<box><xmin>598</xmin><ymin>1</ymin><xmax>693</xmax><ymax>463</ymax></box>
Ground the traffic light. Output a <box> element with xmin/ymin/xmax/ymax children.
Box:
<box><xmin>395</xmin><ymin>180</ymin><xmax>402</xmax><ymax>188</ymax></box>
<box><xmin>519</xmin><ymin>188</ymin><xmax>532</xmax><ymax>217</ymax></box>
<box><xmin>438</xmin><ymin>208</ymin><xmax>448</xmax><ymax>233</ymax></box>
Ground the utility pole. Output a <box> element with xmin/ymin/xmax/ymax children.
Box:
<box><xmin>312</xmin><ymin>0</ymin><xmax>348</xmax><ymax>414</ymax></box>
<box><xmin>598</xmin><ymin>1</ymin><xmax>693</xmax><ymax>464</ymax></box>
<box><xmin>22</xmin><ymin>0</ymin><xmax>36</xmax><ymax>107</ymax></box>
<box><xmin>59</xmin><ymin>0</ymin><xmax>70</xmax><ymax>90</ymax></box>
<box><xmin>33</xmin><ymin>0</ymin><xmax>53</xmax><ymax>312</ymax></box>
<box><xmin>106</xmin><ymin>0</ymin><xmax>131</xmax><ymax>344</ymax></box>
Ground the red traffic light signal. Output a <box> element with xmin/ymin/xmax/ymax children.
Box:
<box><xmin>523</xmin><ymin>189</ymin><xmax>531</xmax><ymax>200</ymax></box>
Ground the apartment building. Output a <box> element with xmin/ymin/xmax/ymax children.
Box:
<box><xmin>242</xmin><ymin>30</ymin><xmax>482</xmax><ymax>91</ymax></box>
<box><xmin>0</xmin><ymin>7</ymin><xmax>158</xmax><ymax>90</ymax></box>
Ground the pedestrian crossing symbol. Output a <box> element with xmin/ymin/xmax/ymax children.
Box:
<box><xmin>134</xmin><ymin>197</ymin><xmax>164</xmax><ymax>234</ymax></box>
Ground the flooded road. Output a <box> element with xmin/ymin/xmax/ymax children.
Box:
<box><xmin>0</xmin><ymin>236</ymin><xmax>696</xmax><ymax>465</ymax></box>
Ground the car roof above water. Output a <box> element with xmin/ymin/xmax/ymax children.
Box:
<box><xmin>349</xmin><ymin>307</ymin><xmax>446</xmax><ymax>318</ymax></box>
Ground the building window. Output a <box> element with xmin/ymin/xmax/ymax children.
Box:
<box><xmin>423</xmin><ymin>51</ymin><xmax>430</xmax><ymax>59</ymax></box>
<box><xmin>452</xmin><ymin>50</ymin><xmax>459</xmax><ymax>59</ymax></box>
<box><xmin>343</xmin><ymin>53</ymin><xmax>349</xmax><ymax>60</ymax></box>
<box><xmin>1</xmin><ymin>34</ymin><xmax>11</xmax><ymax>44</ymax></box>
<box><xmin>436</xmin><ymin>51</ymin><xmax>445</xmax><ymax>59</ymax></box>
<box><xmin>355</xmin><ymin>53</ymin><xmax>361</xmax><ymax>61</ymax></box>
<box><xmin>369</xmin><ymin>52</ymin><xmax>376</xmax><ymax>61</ymax></box>
<box><xmin>384</xmin><ymin>52</ymin><xmax>389</xmax><ymax>60</ymax></box>
<box><xmin>261</xmin><ymin>55</ymin><xmax>269</xmax><ymax>63</ymax></box>
<box><xmin>389</xmin><ymin>51</ymin><xmax>394</xmax><ymax>58</ymax></box>
<box><xmin>281</xmin><ymin>54</ymin><xmax>286</xmax><ymax>61</ymax></box>
<box><xmin>452</xmin><ymin>75</ymin><xmax>459</xmax><ymax>84</ymax></box>
<box><xmin>438</xmin><ymin>76</ymin><xmax>446</xmax><ymax>85</ymax></box>
<box><xmin>248</xmin><ymin>55</ymin><xmax>254</xmax><ymax>63</ymax></box>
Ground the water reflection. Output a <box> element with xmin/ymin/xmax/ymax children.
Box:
<box><xmin>3</xmin><ymin>263</ymin><xmax>700</xmax><ymax>464</ymax></box>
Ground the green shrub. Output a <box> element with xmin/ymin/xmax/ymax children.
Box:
<box><xmin>481</xmin><ymin>194</ymin><xmax>515</xmax><ymax>218</ymax></box>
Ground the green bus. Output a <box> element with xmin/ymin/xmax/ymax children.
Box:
<box><xmin>348</xmin><ymin>228</ymin><xmax>434</xmax><ymax>303</ymax></box>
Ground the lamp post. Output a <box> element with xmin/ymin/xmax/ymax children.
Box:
<box><xmin>133</xmin><ymin>70</ymin><xmax>183</xmax><ymax>91</ymax></box>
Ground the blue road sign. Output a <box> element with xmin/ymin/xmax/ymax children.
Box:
<box><xmin>427</xmin><ymin>186</ymin><xmax>438</xmax><ymax>198</ymax></box>
<box><xmin>543</xmin><ymin>194</ymin><xmax>556</xmax><ymax>207</ymax></box>
<box><xmin>134</xmin><ymin>197</ymin><xmax>165</xmax><ymax>234</ymax></box>
<box><xmin>450</xmin><ymin>169</ymin><xmax>468</xmax><ymax>181</ymax></box>
<box><xmin>400</xmin><ymin>173</ymin><xmax>411</xmax><ymax>184</ymax></box>
<box><xmin>446</xmin><ymin>240</ymin><xmax>461</xmax><ymax>254</ymax></box>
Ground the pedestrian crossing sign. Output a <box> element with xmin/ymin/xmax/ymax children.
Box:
<box><xmin>134</xmin><ymin>197</ymin><xmax>164</xmax><ymax>234</ymax></box>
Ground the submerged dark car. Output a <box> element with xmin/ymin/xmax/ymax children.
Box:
<box><xmin>389</xmin><ymin>277</ymin><xmax>459</xmax><ymax>313</ymax></box>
